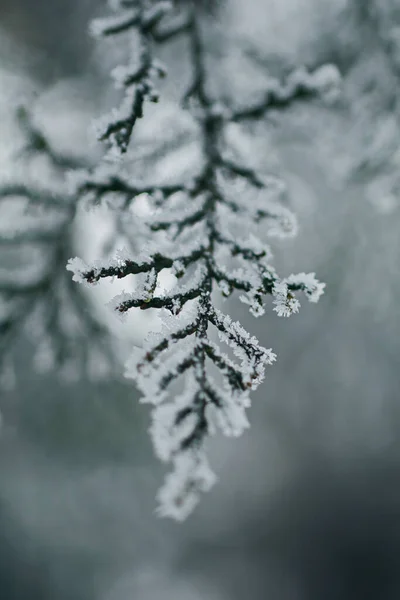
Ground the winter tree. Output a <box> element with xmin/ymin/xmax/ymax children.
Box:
<box><xmin>0</xmin><ymin>0</ymin><xmax>341</xmax><ymax>520</ymax></box>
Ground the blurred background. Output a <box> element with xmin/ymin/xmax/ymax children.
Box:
<box><xmin>1</xmin><ymin>0</ymin><xmax>400</xmax><ymax>598</ymax></box>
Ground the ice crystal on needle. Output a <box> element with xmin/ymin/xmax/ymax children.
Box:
<box><xmin>68</xmin><ymin>1</ymin><xmax>335</xmax><ymax>519</ymax></box>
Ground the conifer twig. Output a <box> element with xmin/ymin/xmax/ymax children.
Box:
<box><xmin>68</xmin><ymin>0</ymin><xmax>335</xmax><ymax>520</ymax></box>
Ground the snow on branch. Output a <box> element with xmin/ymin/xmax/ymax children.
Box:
<box><xmin>69</xmin><ymin>166</ymin><xmax>186</xmax><ymax>209</ymax></box>
<box><xmin>68</xmin><ymin>2</ymin><xmax>334</xmax><ymax>520</ymax></box>
<box><xmin>90</xmin><ymin>0</ymin><xmax>191</xmax><ymax>157</ymax></box>
<box><xmin>231</xmin><ymin>63</ymin><xmax>342</xmax><ymax>122</ymax></box>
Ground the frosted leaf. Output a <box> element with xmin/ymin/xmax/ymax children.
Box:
<box><xmin>133</xmin><ymin>337</ymin><xmax>197</xmax><ymax>403</ymax></box>
<box><xmin>204</xmin><ymin>403</ymin><xmax>219</xmax><ymax>437</ymax></box>
<box><xmin>284</xmin><ymin>272</ymin><xmax>326</xmax><ymax>303</ymax></box>
<box><xmin>272</xmin><ymin>281</ymin><xmax>301</xmax><ymax>317</ymax></box>
<box><xmin>150</xmin><ymin>373</ymin><xmax>202</xmax><ymax>461</ymax></box>
<box><xmin>218</xmin><ymin>401</ymin><xmax>250</xmax><ymax>437</ymax></box>
<box><xmin>143</xmin><ymin>268</ymin><xmax>158</xmax><ymax>299</ymax></box>
<box><xmin>107</xmin><ymin>291</ymin><xmax>132</xmax><ymax>321</ymax></box>
<box><xmin>167</xmin><ymin>262</ymin><xmax>208</xmax><ymax>296</ymax></box>
<box><xmin>239</xmin><ymin>292</ymin><xmax>265</xmax><ymax>317</ymax></box>
<box><xmin>156</xmin><ymin>452</ymin><xmax>217</xmax><ymax>521</ymax></box>
<box><xmin>237</xmin><ymin>233</ymin><xmax>272</xmax><ymax>258</ymax></box>
<box><xmin>213</xmin><ymin>308</ymin><xmax>276</xmax><ymax>387</ymax></box>
<box><xmin>264</xmin><ymin>204</ymin><xmax>298</xmax><ymax>238</ymax></box>
<box><xmin>151</xmin><ymin>402</ymin><xmax>198</xmax><ymax>462</ymax></box>
<box><xmin>107</xmin><ymin>268</ymin><xmax>158</xmax><ymax>312</ymax></box>
<box><xmin>66</xmin><ymin>257</ymin><xmax>91</xmax><ymax>284</ymax></box>
<box><xmin>147</xmin><ymin>191</ymin><xmax>206</xmax><ymax>232</ymax></box>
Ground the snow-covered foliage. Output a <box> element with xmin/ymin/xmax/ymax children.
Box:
<box><xmin>67</xmin><ymin>0</ymin><xmax>335</xmax><ymax>520</ymax></box>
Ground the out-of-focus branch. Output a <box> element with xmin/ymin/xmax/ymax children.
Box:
<box><xmin>231</xmin><ymin>64</ymin><xmax>342</xmax><ymax>122</ymax></box>
<box><xmin>0</xmin><ymin>109</ymin><xmax>116</xmax><ymax>386</ymax></box>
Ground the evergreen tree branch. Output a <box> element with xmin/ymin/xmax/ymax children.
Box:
<box><xmin>68</xmin><ymin>0</ymin><xmax>333</xmax><ymax>520</ymax></box>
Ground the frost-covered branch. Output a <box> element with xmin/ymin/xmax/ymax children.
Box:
<box><xmin>68</xmin><ymin>0</ymin><xmax>334</xmax><ymax>520</ymax></box>
<box><xmin>231</xmin><ymin>64</ymin><xmax>342</xmax><ymax>122</ymax></box>
<box><xmin>90</xmin><ymin>0</ymin><xmax>190</xmax><ymax>157</ymax></box>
